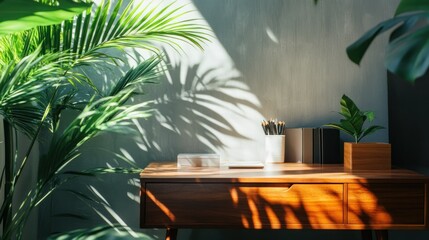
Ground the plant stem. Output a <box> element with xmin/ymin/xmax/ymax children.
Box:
<box><xmin>1</xmin><ymin>120</ymin><xmax>14</xmax><ymax>233</ymax></box>
<box><xmin>11</xmin><ymin>97</ymin><xmax>53</xmax><ymax>188</ymax></box>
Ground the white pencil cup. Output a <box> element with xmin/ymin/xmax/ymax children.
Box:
<box><xmin>265</xmin><ymin>135</ymin><xmax>285</xmax><ymax>163</ymax></box>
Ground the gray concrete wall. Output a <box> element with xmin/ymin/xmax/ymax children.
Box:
<box><xmin>37</xmin><ymin>0</ymin><xmax>420</xmax><ymax>239</ymax></box>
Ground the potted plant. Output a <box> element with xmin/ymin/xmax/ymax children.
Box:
<box><xmin>324</xmin><ymin>94</ymin><xmax>390</xmax><ymax>170</ymax></box>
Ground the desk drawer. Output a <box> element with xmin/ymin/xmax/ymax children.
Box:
<box><xmin>348</xmin><ymin>183</ymin><xmax>425</xmax><ymax>226</ymax></box>
<box><xmin>142</xmin><ymin>183</ymin><xmax>343</xmax><ymax>228</ymax></box>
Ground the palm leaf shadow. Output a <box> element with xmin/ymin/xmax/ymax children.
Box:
<box><xmin>137</xmin><ymin>53</ymin><xmax>262</xmax><ymax>159</ymax></box>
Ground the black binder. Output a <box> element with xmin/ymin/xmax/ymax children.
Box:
<box><xmin>313</xmin><ymin>128</ymin><xmax>341</xmax><ymax>164</ymax></box>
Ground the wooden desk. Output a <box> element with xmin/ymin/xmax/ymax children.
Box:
<box><xmin>140</xmin><ymin>163</ymin><xmax>429</xmax><ymax>240</ymax></box>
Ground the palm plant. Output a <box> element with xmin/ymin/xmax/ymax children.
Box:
<box><xmin>0</xmin><ymin>0</ymin><xmax>208</xmax><ymax>238</ymax></box>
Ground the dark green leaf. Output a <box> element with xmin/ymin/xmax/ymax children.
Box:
<box><xmin>395</xmin><ymin>0</ymin><xmax>429</xmax><ymax>16</ymax></box>
<box><xmin>0</xmin><ymin>0</ymin><xmax>92</xmax><ymax>36</ymax></box>
<box><xmin>339</xmin><ymin>94</ymin><xmax>360</xmax><ymax>119</ymax></box>
<box><xmin>347</xmin><ymin>115</ymin><xmax>365</xmax><ymax>136</ymax></box>
<box><xmin>359</xmin><ymin>125</ymin><xmax>385</xmax><ymax>142</ymax></box>
<box><xmin>324</xmin><ymin>94</ymin><xmax>383</xmax><ymax>142</ymax></box>
<box><xmin>340</xmin><ymin>119</ymin><xmax>360</xmax><ymax>136</ymax></box>
<box><xmin>363</xmin><ymin>111</ymin><xmax>375</xmax><ymax>122</ymax></box>
<box><xmin>324</xmin><ymin>123</ymin><xmax>354</xmax><ymax>136</ymax></box>
<box><xmin>346</xmin><ymin>15</ymin><xmax>412</xmax><ymax>65</ymax></box>
<box><xmin>389</xmin><ymin>15</ymin><xmax>421</xmax><ymax>42</ymax></box>
<box><xmin>385</xmin><ymin>24</ymin><xmax>429</xmax><ymax>82</ymax></box>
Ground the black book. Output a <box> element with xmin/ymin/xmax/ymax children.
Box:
<box><xmin>313</xmin><ymin>128</ymin><xmax>341</xmax><ymax>164</ymax></box>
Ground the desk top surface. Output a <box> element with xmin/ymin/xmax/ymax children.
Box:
<box><xmin>140</xmin><ymin>162</ymin><xmax>429</xmax><ymax>183</ymax></box>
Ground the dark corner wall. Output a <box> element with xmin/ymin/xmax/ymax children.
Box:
<box><xmin>388</xmin><ymin>72</ymin><xmax>429</xmax><ymax>175</ymax></box>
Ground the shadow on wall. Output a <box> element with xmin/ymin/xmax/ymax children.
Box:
<box><xmin>190</xmin><ymin>0</ymin><xmax>296</xmax><ymax>122</ymax></box>
<box><xmin>41</xmin><ymin>41</ymin><xmax>265</xmax><ymax>239</ymax></box>
<box><xmin>130</xmin><ymin>49</ymin><xmax>265</xmax><ymax>163</ymax></box>
<box><xmin>192</xmin><ymin>0</ymin><xmax>287</xmax><ymax>73</ymax></box>
<box><xmin>39</xmin><ymin>0</ymin><xmax>266</xmax><ymax>237</ymax></box>
<box><xmin>190</xmin><ymin>0</ymin><xmax>392</xmax><ymax>139</ymax></box>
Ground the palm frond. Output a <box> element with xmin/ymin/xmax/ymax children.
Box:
<box><xmin>39</xmin><ymin>90</ymin><xmax>152</xmax><ymax>181</ymax></box>
<box><xmin>0</xmin><ymin>0</ymin><xmax>209</xmax><ymax>237</ymax></box>
<box><xmin>0</xmin><ymin>47</ymin><xmax>69</xmax><ymax>137</ymax></box>
<box><xmin>107</xmin><ymin>56</ymin><xmax>162</xmax><ymax>97</ymax></box>
<box><xmin>38</xmin><ymin>0</ymin><xmax>209</xmax><ymax>62</ymax></box>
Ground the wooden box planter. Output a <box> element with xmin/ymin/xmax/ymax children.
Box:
<box><xmin>344</xmin><ymin>142</ymin><xmax>391</xmax><ymax>170</ymax></box>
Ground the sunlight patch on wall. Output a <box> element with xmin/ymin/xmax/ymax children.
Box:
<box><xmin>266</xmin><ymin>27</ymin><xmax>279</xmax><ymax>44</ymax></box>
<box><xmin>130</xmin><ymin>0</ymin><xmax>266</xmax><ymax>162</ymax></box>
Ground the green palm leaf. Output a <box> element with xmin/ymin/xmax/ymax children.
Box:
<box><xmin>1</xmin><ymin>0</ymin><xmax>209</xmax><ymax>237</ymax></box>
<box><xmin>38</xmin><ymin>90</ymin><xmax>152</xmax><ymax>180</ymax></box>
<box><xmin>38</xmin><ymin>0</ymin><xmax>209</xmax><ymax>62</ymax></box>
<box><xmin>107</xmin><ymin>56</ymin><xmax>162</xmax><ymax>97</ymax></box>
<box><xmin>0</xmin><ymin>47</ymin><xmax>68</xmax><ymax>137</ymax></box>
<box><xmin>0</xmin><ymin>0</ymin><xmax>92</xmax><ymax>36</ymax></box>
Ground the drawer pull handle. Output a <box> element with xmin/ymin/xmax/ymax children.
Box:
<box><xmin>281</xmin><ymin>184</ymin><xmax>294</xmax><ymax>193</ymax></box>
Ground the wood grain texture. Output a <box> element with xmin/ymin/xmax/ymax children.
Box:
<box><xmin>348</xmin><ymin>183</ymin><xmax>425</xmax><ymax>226</ymax></box>
<box><xmin>344</xmin><ymin>143</ymin><xmax>391</xmax><ymax>170</ymax></box>
<box><xmin>143</xmin><ymin>183</ymin><xmax>343</xmax><ymax>229</ymax></box>
<box><xmin>140</xmin><ymin>162</ymin><xmax>429</xmax><ymax>230</ymax></box>
<box><xmin>141</xmin><ymin>162</ymin><xmax>427</xmax><ymax>183</ymax></box>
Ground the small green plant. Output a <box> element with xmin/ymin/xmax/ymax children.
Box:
<box><xmin>324</xmin><ymin>94</ymin><xmax>384</xmax><ymax>143</ymax></box>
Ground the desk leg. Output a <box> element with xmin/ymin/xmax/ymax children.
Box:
<box><xmin>166</xmin><ymin>228</ymin><xmax>178</xmax><ymax>240</ymax></box>
<box><xmin>361</xmin><ymin>230</ymin><xmax>388</xmax><ymax>240</ymax></box>
<box><xmin>361</xmin><ymin>230</ymin><xmax>373</xmax><ymax>240</ymax></box>
<box><xmin>375</xmin><ymin>230</ymin><xmax>388</xmax><ymax>240</ymax></box>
